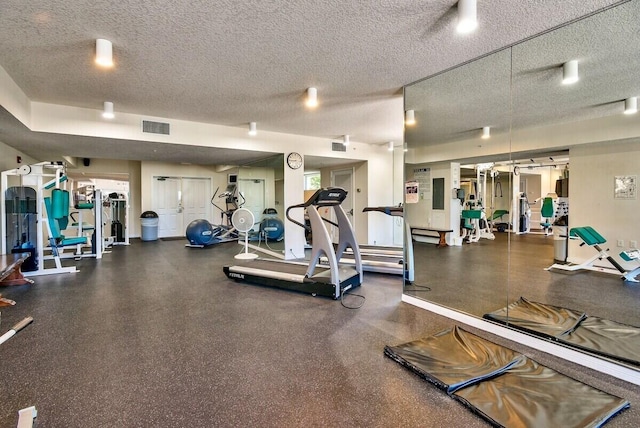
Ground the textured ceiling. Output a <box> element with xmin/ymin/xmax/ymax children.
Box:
<box><xmin>0</xmin><ymin>0</ymin><xmax>627</xmax><ymax>165</ymax></box>
<box><xmin>405</xmin><ymin>0</ymin><xmax>640</xmax><ymax>152</ymax></box>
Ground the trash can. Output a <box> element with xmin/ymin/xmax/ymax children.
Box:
<box><xmin>554</xmin><ymin>225</ymin><xmax>568</xmax><ymax>262</ymax></box>
<box><xmin>140</xmin><ymin>211</ymin><xmax>159</xmax><ymax>241</ymax></box>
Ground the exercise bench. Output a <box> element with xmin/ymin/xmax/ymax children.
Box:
<box><xmin>411</xmin><ymin>227</ymin><xmax>453</xmax><ymax>248</ymax></box>
<box><xmin>546</xmin><ymin>226</ymin><xmax>628</xmax><ymax>279</ymax></box>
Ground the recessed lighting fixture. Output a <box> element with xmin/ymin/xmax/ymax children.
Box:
<box><xmin>95</xmin><ymin>39</ymin><xmax>113</xmax><ymax>68</ymax></box>
<box><xmin>562</xmin><ymin>60</ymin><xmax>579</xmax><ymax>85</ymax></box>
<box><xmin>102</xmin><ymin>101</ymin><xmax>114</xmax><ymax>119</ymax></box>
<box><xmin>248</xmin><ymin>122</ymin><xmax>257</xmax><ymax>136</ymax></box>
<box><xmin>388</xmin><ymin>141</ymin><xmax>394</xmax><ymax>151</ymax></box>
<box><xmin>624</xmin><ymin>97</ymin><xmax>638</xmax><ymax>115</ymax></box>
<box><xmin>343</xmin><ymin>135</ymin><xmax>350</xmax><ymax>146</ymax></box>
<box><xmin>457</xmin><ymin>0</ymin><xmax>478</xmax><ymax>34</ymax></box>
<box><xmin>481</xmin><ymin>126</ymin><xmax>490</xmax><ymax>139</ymax></box>
<box><xmin>405</xmin><ymin>109</ymin><xmax>416</xmax><ymax>126</ymax></box>
<box><xmin>305</xmin><ymin>87</ymin><xmax>318</xmax><ymax>108</ymax></box>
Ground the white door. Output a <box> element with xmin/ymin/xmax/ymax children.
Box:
<box><xmin>153</xmin><ymin>177</ymin><xmax>182</xmax><ymax>238</ymax></box>
<box><xmin>237</xmin><ymin>179</ymin><xmax>265</xmax><ymax>231</ymax></box>
<box><xmin>182</xmin><ymin>178</ymin><xmax>210</xmax><ymax>227</ymax></box>
<box><xmin>152</xmin><ymin>177</ymin><xmax>211</xmax><ymax>237</ymax></box>
<box><xmin>331</xmin><ymin>169</ymin><xmax>354</xmax><ymax>241</ymax></box>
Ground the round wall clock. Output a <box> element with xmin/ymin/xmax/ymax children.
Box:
<box><xmin>287</xmin><ymin>152</ymin><xmax>303</xmax><ymax>169</ymax></box>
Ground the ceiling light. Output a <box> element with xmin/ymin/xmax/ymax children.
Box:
<box><xmin>102</xmin><ymin>101</ymin><xmax>114</xmax><ymax>119</ymax></box>
<box><xmin>388</xmin><ymin>141</ymin><xmax>394</xmax><ymax>151</ymax></box>
<box><xmin>562</xmin><ymin>60</ymin><xmax>579</xmax><ymax>85</ymax></box>
<box><xmin>343</xmin><ymin>135</ymin><xmax>350</xmax><ymax>146</ymax></box>
<box><xmin>624</xmin><ymin>97</ymin><xmax>638</xmax><ymax>115</ymax></box>
<box><xmin>481</xmin><ymin>126</ymin><xmax>490</xmax><ymax>139</ymax></box>
<box><xmin>457</xmin><ymin>0</ymin><xmax>478</xmax><ymax>34</ymax></box>
<box><xmin>248</xmin><ymin>122</ymin><xmax>257</xmax><ymax>136</ymax></box>
<box><xmin>305</xmin><ymin>87</ymin><xmax>318</xmax><ymax>108</ymax></box>
<box><xmin>95</xmin><ymin>39</ymin><xmax>113</xmax><ymax>68</ymax></box>
<box><xmin>405</xmin><ymin>109</ymin><xmax>416</xmax><ymax>126</ymax></box>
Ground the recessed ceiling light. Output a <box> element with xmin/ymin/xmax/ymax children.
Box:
<box><xmin>305</xmin><ymin>87</ymin><xmax>318</xmax><ymax>108</ymax></box>
<box><xmin>481</xmin><ymin>126</ymin><xmax>490</xmax><ymax>139</ymax></box>
<box><xmin>405</xmin><ymin>109</ymin><xmax>416</xmax><ymax>126</ymax></box>
<box><xmin>624</xmin><ymin>97</ymin><xmax>638</xmax><ymax>115</ymax></box>
<box><xmin>457</xmin><ymin>0</ymin><xmax>478</xmax><ymax>34</ymax></box>
<box><xmin>102</xmin><ymin>101</ymin><xmax>114</xmax><ymax>119</ymax></box>
<box><xmin>95</xmin><ymin>39</ymin><xmax>113</xmax><ymax>68</ymax></box>
<box><xmin>562</xmin><ymin>60</ymin><xmax>579</xmax><ymax>85</ymax></box>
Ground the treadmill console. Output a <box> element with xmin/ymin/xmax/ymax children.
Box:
<box><xmin>308</xmin><ymin>187</ymin><xmax>347</xmax><ymax>206</ymax></box>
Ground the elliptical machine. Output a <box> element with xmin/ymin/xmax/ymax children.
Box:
<box><xmin>185</xmin><ymin>184</ymin><xmax>245</xmax><ymax>247</ymax></box>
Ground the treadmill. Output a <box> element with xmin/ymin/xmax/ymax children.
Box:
<box><xmin>321</xmin><ymin>205</ymin><xmax>415</xmax><ymax>282</ymax></box>
<box><xmin>223</xmin><ymin>187</ymin><xmax>362</xmax><ymax>299</ymax></box>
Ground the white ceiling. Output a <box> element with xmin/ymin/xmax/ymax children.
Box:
<box><xmin>0</xmin><ymin>0</ymin><xmax>626</xmax><ymax>166</ymax></box>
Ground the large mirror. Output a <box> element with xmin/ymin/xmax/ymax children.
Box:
<box><xmin>404</xmin><ymin>0</ymin><xmax>640</xmax><ymax>373</ymax></box>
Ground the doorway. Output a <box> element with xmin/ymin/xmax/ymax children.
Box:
<box><xmin>331</xmin><ymin>168</ymin><xmax>354</xmax><ymax>241</ymax></box>
<box><xmin>238</xmin><ymin>178</ymin><xmax>265</xmax><ymax>231</ymax></box>
<box><xmin>152</xmin><ymin>177</ymin><xmax>211</xmax><ymax>238</ymax></box>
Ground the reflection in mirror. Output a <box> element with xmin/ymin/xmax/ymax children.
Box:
<box><xmin>237</xmin><ymin>154</ymin><xmax>284</xmax><ymax>231</ymax></box>
<box><xmin>499</xmin><ymin>0</ymin><xmax>640</xmax><ymax>369</ymax></box>
<box><xmin>403</xmin><ymin>0</ymin><xmax>640</xmax><ymax>373</ymax></box>
<box><xmin>403</xmin><ymin>48</ymin><xmax>512</xmax><ymax>317</ymax></box>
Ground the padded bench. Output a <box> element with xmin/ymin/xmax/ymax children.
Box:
<box><xmin>411</xmin><ymin>227</ymin><xmax>453</xmax><ymax>248</ymax></box>
<box><xmin>0</xmin><ymin>252</ymin><xmax>33</xmax><ymax>287</ymax></box>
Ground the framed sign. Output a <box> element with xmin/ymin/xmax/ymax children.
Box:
<box><xmin>614</xmin><ymin>175</ymin><xmax>637</xmax><ymax>199</ymax></box>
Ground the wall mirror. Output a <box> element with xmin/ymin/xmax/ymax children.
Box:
<box><xmin>403</xmin><ymin>0</ymin><xmax>640</xmax><ymax>373</ymax></box>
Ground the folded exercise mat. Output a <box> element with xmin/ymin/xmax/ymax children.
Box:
<box><xmin>453</xmin><ymin>357</ymin><xmax>629</xmax><ymax>428</ymax></box>
<box><xmin>484</xmin><ymin>297</ymin><xmax>640</xmax><ymax>366</ymax></box>
<box><xmin>384</xmin><ymin>325</ymin><xmax>525</xmax><ymax>393</ymax></box>
<box><xmin>386</xmin><ymin>326</ymin><xmax>630</xmax><ymax>428</ymax></box>
<box><xmin>483</xmin><ymin>297</ymin><xmax>586</xmax><ymax>338</ymax></box>
<box><xmin>562</xmin><ymin>316</ymin><xmax>640</xmax><ymax>367</ymax></box>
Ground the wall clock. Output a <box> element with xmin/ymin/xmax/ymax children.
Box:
<box><xmin>287</xmin><ymin>152</ymin><xmax>303</xmax><ymax>169</ymax></box>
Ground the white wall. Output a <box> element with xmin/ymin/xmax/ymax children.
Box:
<box><xmin>0</xmin><ymin>140</ymin><xmax>39</xmax><ymax>173</ymax></box>
<box><xmin>569</xmin><ymin>139</ymin><xmax>640</xmax><ymax>268</ymax></box>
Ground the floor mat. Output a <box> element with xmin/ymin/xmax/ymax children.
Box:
<box><xmin>453</xmin><ymin>357</ymin><xmax>629</xmax><ymax>428</ymax></box>
<box><xmin>385</xmin><ymin>326</ymin><xmax>629</xmax><ymax>428</ymax></box>
<box><xmin>384</xmin><ymin>325</ymin><xmax>524</xmax><ymax>393</ymax></box>
<box><xmin>484</xmin><ymin>297</ymin><xmax>640</xmax><ymax>366</ymax></box>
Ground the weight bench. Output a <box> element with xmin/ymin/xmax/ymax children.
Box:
<box><xmin>620</xmin><ymin>249</ymin><xmax>640</xmax><ymax>283</ymax></box>
<box><xmin>546</xmin><ymin>226</ymin><xmax>629</xmax><ymax>279</ymax></box>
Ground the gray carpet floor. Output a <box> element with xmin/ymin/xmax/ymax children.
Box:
<box><xmin>0</xmin><ymin>238</ymin><xmax>639</xmax><ymax>427</ymax></box>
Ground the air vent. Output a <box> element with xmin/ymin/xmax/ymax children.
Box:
<box><xmin>332</xmin><ymin>142</ymin><xmax>346</xmax><ymax>152</ymax></box>
<box><xmin>142</xmin><ymin>120</ymin><xmax>170</xmax><ymax>135</ymax></box>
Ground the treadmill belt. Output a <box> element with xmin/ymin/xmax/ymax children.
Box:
<box><xmin>385</xmin><ymin>326</ymin><xmax>629</xmax><ymax>428</ymax></box>
<box><xmin>484</xmin><ymin>297</ymin><xmax>640</xmax><ymax>366</ymax></box>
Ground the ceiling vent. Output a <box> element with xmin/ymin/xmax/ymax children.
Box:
<box><xmin>142</xmin><ymin>120</ymin><xmax>170</xmax><ymax>135</ymax></box>
<box><xmin>331</xmin><ymin>142</ymin><xmax>346</xmax><ymax>152</ymax></box>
